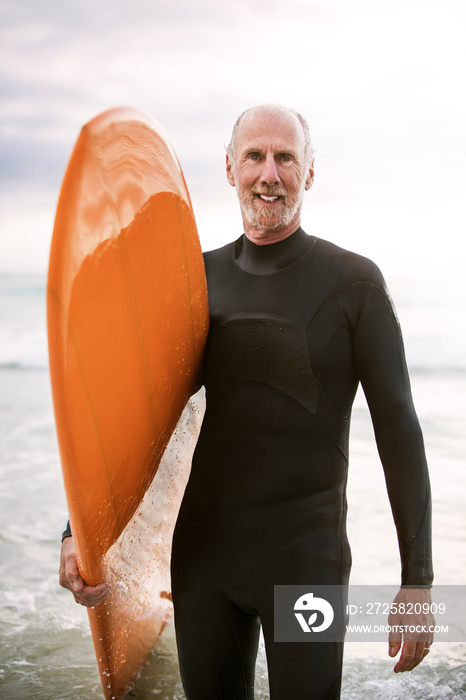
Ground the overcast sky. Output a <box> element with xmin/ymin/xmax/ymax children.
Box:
<box><xmin>1</xmin><ymin>0</ymin><xmax>465</xmax><ymax>277</ymax></box>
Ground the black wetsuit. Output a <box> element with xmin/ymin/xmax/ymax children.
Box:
<box><xmin>171</xmin><ymin>228</ymin><xmax>432</xmax><ymax>700</ymax></box>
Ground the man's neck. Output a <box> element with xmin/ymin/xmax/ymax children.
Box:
<box><xmin>235</xmin><ymin>227</ymin><xmax>312</xmax><ymax>275</ymax></box>
<box><xmin>242</xmin><ymin>212</ymin><xmax>302</xmax><ymax>246</ymax></box>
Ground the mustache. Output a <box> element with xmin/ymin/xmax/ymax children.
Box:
<box><xmin>252</xmin><ymin>187</ymin><xmax>287</xmax><ymax>197</ymax></box>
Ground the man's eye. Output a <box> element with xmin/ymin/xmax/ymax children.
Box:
<box><xmin>248</xmin><ymin>153</ymin><xmax>260</xmax><ymax>160</ymax></box>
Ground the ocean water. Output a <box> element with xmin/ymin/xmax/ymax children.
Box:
<box><xmin>0</xmin><ymin>273</ymin><xmax>465</xmax><ymax>699</ymax></box>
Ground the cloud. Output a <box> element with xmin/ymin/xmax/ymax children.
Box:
<box><xmin>1</xmin><ymin>0</ymin><xmax>465</xmax><ymax>271</ymax></box>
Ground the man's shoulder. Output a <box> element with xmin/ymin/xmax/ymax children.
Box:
<box><xmin>203</xmin><ymin>238</ymin><xmax>238</xmax><ymax>266</ymax></box>
<box><xmin>313</xmin><ymin>236</ymin><xmax>385</xmax><ymax>287</ymax></box>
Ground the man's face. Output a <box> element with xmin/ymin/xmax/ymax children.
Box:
<box><xmin>226</xmin><ymin>109</ymin><xmax>314</xmax><ymax>243</ymax></box>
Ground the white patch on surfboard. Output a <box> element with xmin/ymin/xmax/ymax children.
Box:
<box><xmin>102</xmin><ymin>387</ymin><xmax>205</xmax><ymax>618</ymax></box>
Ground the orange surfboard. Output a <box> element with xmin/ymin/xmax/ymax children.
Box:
<box><xmin>47</xmin><ymin>107</ymin><xmax>209</xmax><ymax>699</ymax></box>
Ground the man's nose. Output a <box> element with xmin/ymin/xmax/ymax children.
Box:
<box><xmin>260</xmin><ymin>155</ymin><xmax>279</xmax><ymax>185</ymax></box>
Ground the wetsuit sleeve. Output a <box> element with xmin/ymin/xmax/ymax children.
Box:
<box><xmin>350</xmin><ymin>277</ymin><xmax>433</xmax><ymax>587</ymax></box>
<box><xmin>61</xmin><ymin>517</ymin><xmax>72</xmax><ymax>542</ymax></box>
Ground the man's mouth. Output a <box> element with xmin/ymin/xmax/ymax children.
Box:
<box><xmin>256</xmin><ymin>194</ymin><xmax>281</xmax><ymax>203</ymax></box>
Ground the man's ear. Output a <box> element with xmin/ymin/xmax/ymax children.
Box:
<box><xmin>305</xmin><ymin>160</ymin><xmax>315</xmax><ymax>191</ymax></box>
<box><xmin>226</xmin><ymin>154</ymin><xmax>236</xmax><ymax>187</ymax></box>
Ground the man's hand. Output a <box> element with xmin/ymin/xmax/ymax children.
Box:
<box><xmin>388</xmin><ymin>587</ymin><xmax>434</xmax><ymax>673</ymax></box>
<box><xmin>59</xmin><ymin>536</ymin><xmax>111</xmax><ymax>607</ymax></box>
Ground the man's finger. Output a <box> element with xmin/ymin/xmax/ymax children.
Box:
<box><xmin>394</xmin><ymin>641</ymin><xmax>416</xmax><ymax>672</ymax></box>
<box><xmin>73</xmin><ymin>583</ymin><xmax>112</xmax><ymax>608</ymax></box>
<box><xmin>394</xmin><ymin>641</ymin><xmax>430</xmax><ymax>673</ymax></box>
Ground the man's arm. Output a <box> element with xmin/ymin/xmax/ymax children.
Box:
<box><xmin>351</xmin><ymin>273</ymin><xmax>433</xmax><ymax>670</ymax></box>
<box><xmin>59</xmin><ymin>531</ymin><xmax>111</xmax><ymax>607</ymax></box>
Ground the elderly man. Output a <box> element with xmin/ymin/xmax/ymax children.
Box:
<box><xmin>60</xmin><ymin>104</ymin><xmax>433</xmax><ymax>700</ymax></box>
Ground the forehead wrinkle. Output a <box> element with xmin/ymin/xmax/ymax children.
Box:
<box><xmin>236</xmin><ymin>118</ymin><xmax>305</xmax><ymax>163</ymax></box>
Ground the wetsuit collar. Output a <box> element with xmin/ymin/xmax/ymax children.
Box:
<box><xmin>234</xmin><ymin>227</ymin><xmax>313</xmax><ymax>275</ymax></box>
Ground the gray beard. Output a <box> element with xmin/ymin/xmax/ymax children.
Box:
<box><xmin>237</xmin><ymin>188</ymin><xmax>305</xmax><ymax>231</ymax></box>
